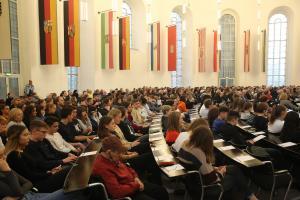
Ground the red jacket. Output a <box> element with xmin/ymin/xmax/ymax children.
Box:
<box><xmin>92</xmin><ymin>155</ymin><xmax>140</xmax><ymax>199</ymax></box>
<box><xmin>166</xmin><ymin>130</ymin><xmax>180</xmax><ymax>144</ymax></box>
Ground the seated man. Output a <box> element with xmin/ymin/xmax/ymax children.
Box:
<box><xmin>25</xmin><ymin>120</ymin><xmax>77</xmax><ymax>171</ymax></box>
<box><xmin>92</xmin><ymin>136</ymin><xmax>169</xmax><ymax>200</ymax></box>
<box><xmin>212</xmin><ymin>106</ymin><xmax>229</xmax><ymax>133</ymax></box>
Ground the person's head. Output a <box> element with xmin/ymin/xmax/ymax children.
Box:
<box><xmin>103</xmin><ymin>97</ymin><xmax>112</xmax><ymax>107</ymax></box>
<box><xmin>283</xmin><ymin>111</ymin><xmax>300</xmax><ymax>131</ymax></box>
<box><xmin>56</xmin><ymin>96</ymin><xmax>65</xmax><ymax>106</ymax></box>
<box><xmin>227</xmin><ymin>111</ymin><xmax>240</xmax><ymax>126</ymax></box>
<box><xmin>0</xmin><ymin>116</ymin><xmax>8</xmax><ymax>134</ymax></box>
<box><xmin>186</xmin><ymin>126</ymin><xmax>214</xmax><ymax>163</ymax></box>
<box><xmin>203</xmin><ymin>99</ymin><xmax>212</xmax><ymax>109</ymax></box>
<box><xmin>255</xmin><ymin>102</ymin><xmax>269</xmax><ymax>115</ymax></box>
<box><xmin>119</xmin><ymin>106</ymin><xmax>127</xmax><ymax>119</ymax></box>
<box><xmin>44</xmin><ymin>116</ymin><xmax>59</xmax><ymax>134</ymax></box>
<box><xmin>187</xmin><ymin>118</ymin><xmax>209</xmax><ymax>132</ymax></box>
<box><xmin>0</xmin><ymin>104</ymin><xmax>10</xmax><ymax>116</ymax></box>
<box><xmin>107</xmin><ymin>108</ymin><xmax>122</xmax><ymax>125</ymax></box>
<box><xmin>9</xmin><ymin>108</ymin><xmax>23</xmax><ymax>123</ymax></box>
<box><xmin>29</xmin><ymin>120</ymin><xmax>49</xmax><ymax>141</ymax></box>
<box><xmin>29</xmin><ymin>80</ymin><xmax>33</xmax><ymax>85</ymax></box>
<box><xmin>5</xmin><ymin>125</ymin><xmax>30</xmax><ymax>154</ymax></box>
<box><xmin>98</xmin><ymin>116</ymin><xmax>116</xmax><ymax>138</ymax></box>
<box><xmin>270</xmin><ymin>105</ymin><xmax>287</xmax><ymax>124</ymax></box>
<box><xmin>207</xmin><ymin>107</ymin><xmax>219</xmax><ymax>127</ymax></box>
<box><xmin>243</xmin><ymin>102</ymin><xmax>253</xmax><ymax>112</ymax></box>
<box><xmin>162</xmin><ymin>105</ymin><xmax>172</xmax><ymax>116</ymax></box>
<box><xmin>46</xmin><ymin>103</ymin><xmax>57</xmax><ymax>114</ymax></box>
<box><xmin>101</xmin><ymin>136</ymin><xmax>126</xmax><ymax>162</ymax></box>
<box><xmin>61</xmin><ymin>106</ymin><xmax>74</xmax><ymax>122</ymax></box>
<box><xmin>279</xmin><ymin>92</ymin><xmax>288</xmax><ymax>101</ymax></box>
<box><xmin>218</xmin><ymin>106</ymin><xmax>229</xmax><ymax>120</ymax></box>
<box><xmin>77</xmin><ymin>106</ymin><xmax>88</xmax><ymax>121</ymax></box>
<box><xmin>167</xmin><ymin>111</ymin><xmax>182</xmax><ymax>132</ymax></box>
<box><xmin>23</xmin><ymin>105</ymin><xmax>37</xmax><ymax>119</ymax></box>
<box><xmin>131</xmin><ymin>99</ymin><xmax>140</xmax><ymax>109</ymax></box>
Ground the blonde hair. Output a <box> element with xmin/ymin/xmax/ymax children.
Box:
<box><xmin>107</xmin><ymin>108</ymin><xmax>122</xmax><ymax>118</ymax></box>
<box><xmin>9</xmin><ymin>108</ymin><xmax>23</xmax><ymax>122</ymax></box>
<box><xmin>0</xmin><ymin>116</ymin><xmax>8</xmax><ymax>125</ymax></box>
<box><xmin>279</xmin><ymin>93</ymin><xmax>288</xmax><ymax>101</ymax></box>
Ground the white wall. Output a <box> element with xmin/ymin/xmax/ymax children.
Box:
<box><xmin>17</xmin><ymin>0</ymin><xmax>300</xmax><ymax>97</ymax></box>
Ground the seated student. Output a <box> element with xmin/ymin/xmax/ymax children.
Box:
<box><xmin>5</xmin><ymin>125</ymin><xmax>69</xmax><ymax>192</ymax></box>
<box><xmin>0</xmin><ymin>147</ymin><xmax>87</xmax><ymax>200</ymax></box>
<box><xmin>0</xmin><ymin>116</ymin><xmax>8</xmax><ymax>145</ymax></box>
<box><xmin>140</xmin><ymin>97</ymin><xmax>155</xmax><ymax>121</ymax></box>
<box><xmin>108</xmin><ymin>109</ymin><xmax>150</xmax><ymax>155</ymax></box>
<box><xmin>23</xmin><ymin>105</ymin><xmax>38</xmax><ymax>129</ymax></box>
<box><xmin>268</xmin><ymin>105</ymin><xmax>287</xmax><ymax>135</ymax></box>
<box><xmin>199</xmin><ymin>99</ymin><xmax>212</xmax><ymax>119</ymax></box>
<box><xmin>219</xmin><ymin>111</ymin><xmax>252</xmax><ymax>145</ymax></box>
<box><xmin>161</xmin><ymin>105</ymin><xmax>172</xmax><ymax>133</ymax></box>
<box><xmin>130</xmin><ymin>99</ymin><xmax>150</xmax><ymax>134</ymax></box>
<box><xmin>45</xmin><ymin>116</ymin><xmax>81</xmax><ymax>154</ymax></box>
<box><xmin>88</xmin><ymin>106</ymin><xmax>100</xmax><ymax>132</ymax></box>
<box><xmin>98</xmin><ymin>117</ymin><xmax>162</xmax><ymax>184</ymax></box>
<box><xmin>98</xmin><ymin>97</ymin><xmax>112</xmax><ymax>116</ymax></box>
<box><xmin>253</xmin><ymin>102</ymin><xmax>269</xmax><ymax>132</ymax></box>
<box><xmin>118</xmin><ymin>106</ymin><xmax>148</xmax><ymax>143</ymax></box>
<box><xmin>178</xmin><ymin>126</ymin><xmax>258</xmax><ymax>200</ymax></box>
<box><xmin>7</xmin><ymin>108</ymin><xmax>26</xmax><ymax>129</ymax></box>
<box><xmin>279</xmin><ymin>92</ymin><xmax>300</xmax><ymax>111</ymax></box>
<box><xmin>0</xmin><ymin>104</ymin><xmax>10</xmax><ymax>120</ymax></box>
<box><xmin>207</xmin><ymin>106</ymin><xmax>219</xmax><ymax>129</ymax></box>
<box><xmin>177</xmin><ymin>96</ymin><xmax>188</xmax><ymax>113</ymax></box>
<box><xmin>212</xmin><ymin>106</ymin><xmax>229</xmax><ymax>133</ymax></box>
<box><xmin>58</xmin><ymin>106</ymin><xmax>94</xmax><ymax>145</ymax></box>
<box><xmin>45</xmin><ymin>103</ymin><xmax>59</xmax><ymax>119</ymax></box>
<box><xmin>165</xmin><ymin>111</ymin><xmax>183</xmax><ymax>144</ymax></box>
<box><xmin>280</xmin><ymin>111</ymin><xmax>300</xmax><ymax>143</ymax></box>
<box><xmin>172</xmin><ymin>118</ymin><xmax>209</xmax><ymax>152</ymax></box>
<box><xmin>25</xmin><ymin>120</ymin><xmax>77</xmax><ymax>171</ymax></box>
<box><xmin>240</xmin><ymin>102</ymin><xmax>255</xmax><ymax>123</ymax></box>
<box><xmin>77</xmin><ymin>106</ymin><xmax>93</xmax><ymax>135</ymax></box>
<box><xmin>92</xmin><ymin>136</ymin><xmax>169</xmax><ymax>200</ymax></box>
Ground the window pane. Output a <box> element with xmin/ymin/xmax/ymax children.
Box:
<box><xmin>122</xmin><ymin>2</ymin><xmax>133</xmax><ymax>48</ymax></box>
<box><xmin>8</xmin><ymin>77</ymin><xmax>19</xmax><ymax>97</ymax></box>
<box><xmin>0</xmin><ymin>78</ymin><xmax>7</xmax><ymax>100</ymax></box>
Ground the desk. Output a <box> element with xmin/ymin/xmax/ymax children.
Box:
<box><xmin>63</xmin><ymin>139</ymin><xmax>102</xmax><ymax>193</ymax></box>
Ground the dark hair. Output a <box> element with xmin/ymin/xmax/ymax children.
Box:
<box><xmin>44</xmin><ymin>116</ymin><xmax>59</xmax><ymax>126</ymax></box>
<box><xmin>255</xmin><ymin>102</ymin><xmax>269</xmax><ymax>114</ymax></box>
<box><xmin>281</xmin><ymin>111</ymin><xmax>300</xmax><ymax>133</ymax></box>
<box><xmin>243</xmin><ymin>102</ymin><xmax>253</xmax><ymax>112</ymax></box>
<box><xmin>227</xmin><ymin>110</ymin><xmax>240</xmax><ymax>122</ymax></box>
<box><xmin>29</xmin><ymin>120</ymin><xmax>49</xmax><ymax>131</ymax></box>
<box><xmin>98</xmin><ymin>116</ymin><xmax>113</xmax><ymax>139</ymax></box>
<box><xmin>269</xmin><ymin>105</ymin><xmax>286</xmax><ymax>124</ymax></box>
<box><xmin>219</xmin><ymin>106</ymin><xmax>229</xmax><ymax>113</ymax></box>
<box><xmin>119</xmin><ymin>106</ymin><xmax>126</xmax><ymax>118</ymax></box>
<box><xmin>187</xmin><ymin>118</ymin><xmax>209</xmax><ymax>131</ymax></box>
<box><xmin>203</xmin><ymin>99</ymin><xmax>212</xmax><ymax>109</ymax></box>
<box><xmin>61</xmin><ymin>106</ymin><xmax>74</xmax><ymax>119</ymax></box>
<box><xmin>207</xmin><ymin>107</ymin><xmax>219</xmax><ymax>127</ymax></box>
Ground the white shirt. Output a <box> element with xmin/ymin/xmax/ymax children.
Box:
<box><xmin>46</xmin><ymin>132</ymin><xmax>76</xmax><ymax>153</ymax></box>
<box><xmin>199</xmin><ymin>105</ymin><xmax>209</xmax><ymax>119</ymax></box>
<box><xmin>172</xmin><ymin>132</ymin><xmax>189</xmax><ymax>152</ymax></box>
<box><xmin>268</xmin><ymin>119</ymin><xmax>284</xmax><ymax>134</ymax></box>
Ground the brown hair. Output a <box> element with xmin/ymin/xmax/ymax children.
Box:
<box><xmin>29</xmin><ymin>120</ymin><xmax>49</xmax><ymax>131</ymax></box>
<box><xmin>8</xmin><ymin>108</ymin><xmax>23</xmax><ymax>122</ymax></box>
<box><xmin>207</xmin><ymin>107</ymin><xmax>219</xmax><ymax>127</ymax></box>
<box><xmin>269</xmin><ymin>105</ymin><xmax>286</xmax><ymax>124</ymax></box>
<box><xmin>255</xmin><ymin>102</ymin><xmax>269</xmax><ymax>114</ymax></box>
<box><xmin>187</xmin><ymin>118</ymin><xmax>208</xmax><ymax>131</ymax></box>
<box><xmin>186</xmin><ymin>126</ymin><xmax>215</xmax><ymax>163</ymax></box>
<box><xmin>107</xmin><ymin>108</ymin><xmax>122</xmax><ymax>118</ymax></box>
<box><xmin>0</xmin><ymin>116</ymin><xmax>8</xmax><ymax>125</ymax></box>
<box><xmin>167</xmin><ymin>111</ymin><xmax>181</xmax><ymax>132</ymax></box>
<box><xmin>5</xmin><ymin>125</ymin><xmax>28</xmax><ymax>156</ymax></box>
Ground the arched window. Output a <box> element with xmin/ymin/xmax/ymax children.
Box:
<box><xmin>267</xmin><ymin>13</ymin><xmax>287</xmax><ymax>86</ymax></box>
<box><xmin>170</xmin><ymin>12</ymin><xmax>182</xmax><ymax>87</ymax></box>
<box><xmin>219</xmin><ymin>14</ymin><xmax>235</xmax><ymax>87</ymax></box>
<box><xmin>122</xmin><ymin>2</ymin><xmax>133</xmax><ymax>48</ymax></box>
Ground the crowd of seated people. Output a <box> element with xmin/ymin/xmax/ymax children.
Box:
<box><xmin>0</xmin><ymin>85</ymin><xmax>299</xmax><ymax>199</ymax></box>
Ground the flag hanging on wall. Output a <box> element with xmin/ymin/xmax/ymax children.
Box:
<box><xmin>64</xmin><ymin>0</ymin><xmax>80</xmax><ymax>67</ymax></box>
<box><xmin>213</xmin><ymin>30</ymin><xmax>219</xmax><ymax>72</ymax></box>
<box><xmin>261</xmin><ymin>29</ymin><xmax>266</xmax><ymax>72</ymax></box>
<box><xmin>198</xmin><ymin>28</ymin><xmax>206</xmax><ymax>72</ymax></box>
<box><xmin>168</xmin><ymin>25</ymin><xmax>177</xmax><ymax>71</ymax></box>
<box><xmin>244</xmin><ymin>30</ymin><xmax>250</xmax><ymax>72</ymax></box>
<box><xmin>150</xmin><ymin>22</ymin><xmax>160</xmax><ymax>71</ymax></box>
<box><xmin>0</xmin><ymin>0</ymin><xmax>12</xmax><ymax>59</ymax></box>
<box><xmin>101</xmin><ymin>11</ymin><xmax>114</xmax><ymax>69</ymax></box>
<box><xmin>119</xmin><ymin>16</ymin><xmax>130</xmax><ymax>70</ymax></box>
<box><xmin>38</xmin><ymin>0</ymin><xmax>58</xmax><ymax>65</ymax></box>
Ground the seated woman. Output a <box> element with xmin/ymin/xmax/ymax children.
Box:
<box><xmin>92</xmin><ymin>136</ymin><xmax>169</xmax><ymax>200</ymax></box>
<box><xmin>172</xmin><ymin>118</ymin><xmax>208</xmax><ymax>152</ymax></box>
<box><xmin>165</xmin><ymin>111</ymin><xmax>183</xmax><ymax>145</ymax></box>
<box><xmin>279</xmin><ymin>92</ymin><xmax>300</xmax><ymax>111</ymax></box>
<box><xmin>178</xmin><ymin>126</ymin><xmax>258</xmax><ymax>200</ymax></box>
<box><xmin>253</xmin><ymin>102</ymin><xmax>269</xmax><ymax>132</ymax></box>
<box><xmin>268</xmin><ymin>105</ymin><xmax>287</xmax><ymax>135</ymax></box>
<box><xmin>161</xmin><ymin>105</ymin><xmax>172</xmax><ymax>133</ymax></box>
<box><xmin>7</xmin><ymin>108</ymin><xmax>26</xmax><ymax>129</ymax></box>
<box><xmin>5</xmin><ymin>125</ymin><xmax>68</xmax><ymax>193</ymax></box>
<box><xmin>240</xmin><ymin>102</ymin><xmax>255</xmax><ymax>124</ymax></box>
<box><xmin>23</xmin><ymin>105</ymin><xmax>38</xmax><ymax>129</ymax></box>
<box><xmin>0</xmin><ymin>116</ymin><xmax>8</xmax><ymax>146</ymax></box>
<box><xmin>77</xmin><ymin>106</ymin><xmax>93</xmax><ymax>135</ymax></box>
<box><xmin>280</xmin><ymin>111</ymin><xmax>300</xmax><ymax>143</ymax></box>
<box><xmin>177</xmin><ymin>96</ymin><xmax>188</xmax><ymax>113</ymax></box>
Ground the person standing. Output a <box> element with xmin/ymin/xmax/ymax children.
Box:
<box><xmin>24</xmin><ymin>80</ymin><xmax>35</xmax><ymax>96</ymax></box>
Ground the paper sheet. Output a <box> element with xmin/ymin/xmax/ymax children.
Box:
<box><xmin>252</xmin><ymin>131</ymin><xmax>266</xmax><ymax>136</ymax></box>
<box><xmin>279</xmin><ymin>142</ymin><xmax>297</xmax><ymax>148</ymax></box>
<box><xmin>252</xmin><ymin>135</ymin><xmax>266</xmax><ymax>142</ymax></box>
<box><xmin>155</xmin><ymin>154</ymin><xmax>174</xmax><ymax>161</ymax></box>
<box><xmin>149</xmin><ymin>137</ymin><xmax>163</xmax><ymax>142</ymax></box>
<box><xmin>213</xmin><ymin>139</ymin><xmax>224</xmax><ymax>144</ymax></box>
<box><xmin>235</xmin><ymin>155</ymin><xmax>255</xmax><ymax>162</ymax></box>
<box><xmin>164</xmin><ymin>164</ymin><xmax>184</xmax><ymax>171</ymax></box>
<box><xmin>151</xmin><ymin>132</ymin><xmax>164</xmax><ymax>137</ymax></box>
<box><xmin>219</xmin><ymin>145</ymin><xmax>235</xmax><ymax>151</ymax></box>
<box><xmin>239</xmin><ymin>125</ymin><xmax>251</xmax><ymax>129</ymax></box>
<box><xmin>80</xmin><ymin>151</ymin><xmax>97</xmax><ymax>157</ymax></box>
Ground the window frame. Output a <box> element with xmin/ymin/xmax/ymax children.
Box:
<box><xmin>121</xmin><ymin>1</ymin><xmax>133</xmax><ymax>49</ymax></box>
<box><xmin>67</xmin><ymin>67</ymin><xmax>79</xmax><ymax>92</ymax></box>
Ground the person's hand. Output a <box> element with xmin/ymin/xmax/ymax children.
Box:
<box><xmin>128</xmin><ymin>152</ymin><xmax>139</xmax><ymax>159</ymax></box>
<box><xmin>48</xmin><ymin>165</ymin><xmax>62</xmax><ymax>174</ymax></box>
<box><xmin>135</xmin><ymin>177</ymin><xmax>144</xmax><ymax>191</ymax></box>
<box><xmin>216</xmin><ymin>166</ymin><xmax>226</xmax><ymax>175</ymax></box>
<box><xmin>2</xmin><ymin>197</ymin><xmax>19</xmax><ymax>200</ymax></box>
<box><xmin>131</xmin><ymin>140</ymin><xmax>140</xmax><ymax>148</ymax></box>
<box><xmin>0</xmin><ymin>158</ymin><xmax>11</xmax><ymax>172</ymax></box>
<box><xmin>86</xmin><ymin>137</ymin><xmax>92</xmax><ymax>143</ymax></box>
<box><xmin>247</xmin><ymin>140</ymin><xmax>255</xmax><ymax>145</ymax></box>
<box><xmin>63</xmin><ymin>156</ymin><xmax>76</xmax><ymax>164</ymax></box>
